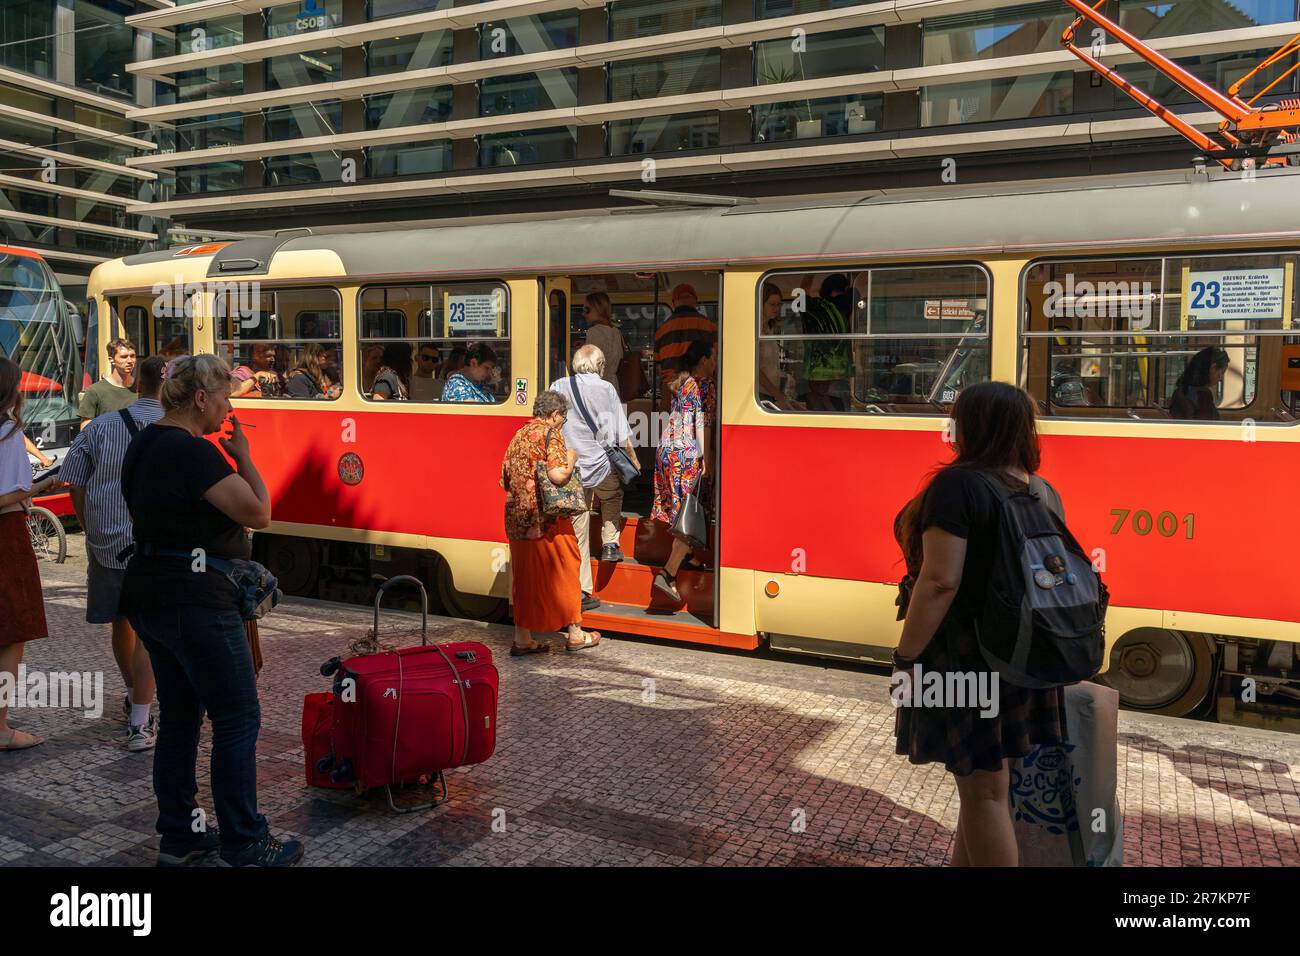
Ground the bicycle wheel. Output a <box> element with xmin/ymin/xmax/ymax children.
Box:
<box><xmin>27</xmin><ymin>506</ymin><xmax>67</xmax><ymax>564</ymax></box>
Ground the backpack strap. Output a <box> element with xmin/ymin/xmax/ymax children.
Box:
<box><xmin>118</xmin><ymin>407</ymin><xmax>139</xmax><ymax>438</ymax></box>
<box><xmin>1029</xmin><ymin>474</ymin><xmax>1065</xmax><ymax>522</ymax></box>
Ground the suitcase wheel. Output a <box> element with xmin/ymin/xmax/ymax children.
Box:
<box><xmin>315</xmin><ymin>755</ymin><xmax>334</xmax><ymax>774</ymax></box>
<box><xmin>320</xmin><ymin>656</ymin><xmax>341</xmax><ymax>677</ymax></box>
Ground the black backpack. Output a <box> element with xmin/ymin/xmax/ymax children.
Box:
<box><xmin>971</xmin><ymin>471</ymin><xmax>1107</xmax><ymax>689</ymax></box>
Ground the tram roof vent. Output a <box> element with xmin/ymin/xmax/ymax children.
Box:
<box><xmin>205</xmin><ymin>233</ymin><xmax>303</xmax><ymax>277</ymax></box>
<box><xmin>608</xmin><ymin>188</ymin><xmax>757</xmax><ymax>210</ymax></box>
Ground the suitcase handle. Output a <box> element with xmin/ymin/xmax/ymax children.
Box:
<box><xmin>374</xmin><ymin>575</ymin><xmax>429</xmax><ymax>647</ymax></box>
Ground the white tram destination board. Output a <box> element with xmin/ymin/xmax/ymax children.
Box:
<box><xmin>445</xmin><ymin>293</ymin><xmax>501</xmax><ymax>333</ymax></box>
<box><xmin>1184</xmin><ymin>269</ymin><xmax>1285</xmax><ymax>323</ymax></box>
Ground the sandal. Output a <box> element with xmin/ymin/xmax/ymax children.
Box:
<box><xmin>0</xmin><ymin>728</ymin><xmax>42</xmax><ymax>752</ymax></box>
<box><xmin>653</xmin><ymin>571</ymin><xmax>682</xmax><ymax>603</ymax></box>
<box><xmin>510</xmin><ymin>642</ymin><xmax>551</xmax><ymax>657</ymax></box>
<box><xmin>566</xmin><ymin>631</ymin><xmax>602</xmax><ymax>651</ymax></box>
<box><xmin>679</xmin><ymin>556</ymin><xmax>710</xmax><ymax>572</ymax></box>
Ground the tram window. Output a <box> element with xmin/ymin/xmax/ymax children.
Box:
<box><xmin>1021</xmin><ymin>253</ymin><xmax>1300</xmax><ymax>423</ymax></box>
<box><xmin>757</xmin><ymin>264</ymin><xmax>990</xmax><ymax>413</ymax></box>
<box><xmin>215</xmin><ymin>286</ymin><xmax>343</xmax><ymax>401</ymax></box>
<box><xmin>358</xmin><ymin>282</ymin><xmax>510</xmax><ymax>403</ymax></box>
<box><xmin>109</xmin><ymin>293</ymin><xmax>193</xmax><ymax>360</ymax></box>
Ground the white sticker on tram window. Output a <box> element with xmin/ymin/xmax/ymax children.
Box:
<box><xmin>446</xmin><ymin>294</ymin><xmax>500</xmax><ymax>333</ymax></box>
<box><xmin>1184</xmin><ymin>269</ymin><xmax>1285</xmax><ymax>323</ymax></box>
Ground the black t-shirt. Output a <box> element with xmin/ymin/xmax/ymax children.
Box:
<box><xmin>120</xmin><ymin>424</ymin><xmax>250</xmax><ymax>611</ymax></box>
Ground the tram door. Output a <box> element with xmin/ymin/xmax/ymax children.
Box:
<box><xmin>541</xmin><ymin>271</ymin><xmax>723</xmax><ymax>631</ymax></box>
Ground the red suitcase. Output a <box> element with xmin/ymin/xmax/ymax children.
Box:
<box><xmin>315</xmin><ymin>576</ymin><xmax>499</xmax><ymax>811</ymax></box>
<box><xmin>301</xmin><ymin>692</ymin><xmax>350</xmax><ymax>790</ymax></box>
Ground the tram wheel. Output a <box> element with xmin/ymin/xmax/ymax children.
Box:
<box><xmin>263</xmin><ymin>535</ymin><xmax>320</xmax><ymax>597</ymax></box>
<box><xmin>434</xmin><ymin>557</ymin><xmax>507</xmax><ymax>623</ymax></box>
<box><xmin>1098</xmin><ymin>628</ymin><xmax>1216</xmax><ymax>718</ymax></box>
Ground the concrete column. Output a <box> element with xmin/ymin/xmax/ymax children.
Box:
<box><xmin>242</xmin><ymin>12</ymin><xmax>266</xmax><ymax>189</ymax></box>
<box><xmin>577</xmin><ymin>66</ymin><xmax>606</xmax><ymax>159</ymax></box>
<box><xmin>719</xmin><ymin>46</ymin><xmax>754</xmax><ymax>147</ymax></box>
<box><xmin>883</xmin><ymin>23</ymin><xmax>922</xmax><ymax>131</ymax></box>
<box><xmin>54</xmin><ymin>0</ymin><xmax>75</xmax><ymax>86</ymax></box>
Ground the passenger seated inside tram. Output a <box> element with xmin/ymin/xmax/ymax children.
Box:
<box><xmin>1169</xmin><ymin>346</ymin><xmax>1230</xmax><ymax>421</ymax></box>
<box><xmin>371</xmin><ymin>343</ymin><xmax>412</xmax><ymax>401</ymax></box>
<box><xmin>285</xmin><ymin>343</ymin><xmax>336</xmax><ymax>399</ymax></box>
<box><xmin>360</xmin><ymin>344</ymin><xmax>384</xmax><ymax>394</ymax></box>
<box><xmin>409</xmin><ymin>342</ymin><xmax>442</xmax><ymax>401</ymax></box>
<box><xmin>440</xmin><ymin>343</ymin><xmax>499</xmax><ymax>403</ymax></box>
<box><xmin>323</xmin><ymin>363</ymin><xmax>341</xmax><ymax>398</ymax></box>
<box><xmin>233</xmin><ymin>343</ymin><xmax>284</xmax><ymax>398</ymax></box>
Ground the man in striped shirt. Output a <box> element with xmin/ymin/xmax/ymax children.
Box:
<box><xmin>654</xmin><ymin>283</ymin><xmax>716</xmax><ymax>393</ymax></box>
<box><xmin>62</xmin><ymin>356</ymin><xmax>166</xmax><ymax>752</ymax></box>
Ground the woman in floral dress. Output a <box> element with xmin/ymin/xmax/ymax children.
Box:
<box><xmin>500</xmin><ymin>390</ymin><xmax>602</xmax><ymax>655</ymax></box>
<box><xmin>651</xmin><ymin>339</ymin><xmax>716</xmax><ymax>602</ymax></box>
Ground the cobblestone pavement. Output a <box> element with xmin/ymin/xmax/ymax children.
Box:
<box><xmin>4</xmin><ymin>535</ymin><xmax>1299</xmax><ymax>867</ymax></box>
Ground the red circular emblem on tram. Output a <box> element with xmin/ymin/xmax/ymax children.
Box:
<box><xmin>338</xmin><ymin>452</ymin><xmax>364</xmax><ymax>486</ymax></box>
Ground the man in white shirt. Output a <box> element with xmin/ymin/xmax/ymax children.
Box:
<box><xmin>550</xmin><ymin>344</ymin><xmax>639</xmax><ymax>609</ymax></box>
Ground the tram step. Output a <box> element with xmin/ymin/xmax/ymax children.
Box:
<box><xmin>587</xmin><ymin>559</ymin><xmax>713</xmax><ymax>619</ymax></box>
<box><xmin>590</xmin><ymin>516</ymin><xmax>712</xmax><ymax>568</ymax></box>
<box><xmin>580</xmin><ymin>602</ymin><xmax>758</xmax><ymax>651</ymax></box>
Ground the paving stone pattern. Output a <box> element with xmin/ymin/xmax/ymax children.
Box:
<box><xmin>4</xmin><ymin>541</ymin><xmax>1299</xmax><ymax>867</ymax></box>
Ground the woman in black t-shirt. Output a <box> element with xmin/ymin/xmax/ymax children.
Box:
<box><xmin>892</xmin><ymin>381</ymin><xmax>1068</xmax><ymax>867</ymax></box>
<box><xmin>120</xmin><ymin>354</ymin><xmax>303</xmax><ymax>868</ymax></box>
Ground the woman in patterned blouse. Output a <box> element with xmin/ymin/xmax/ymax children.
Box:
<box><xmin>500</xmin><ymin>390</ymin><xmax>602</xmax><ymax>655</ymax></box>
<box><xmin>441</xmin><ymin>343</ymin><xmax>499</xmax><ymax>403</ymax></box>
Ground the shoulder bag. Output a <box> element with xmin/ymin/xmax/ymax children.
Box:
<box><xmin>616</xmin><ymin>332</ymin><xmax>648</xmax><ymax>402</ymax></box>
<box><xmin>536</xmin><ymin>428</ymin><xmax>586</xmax><ymax>517</ymax></box>
<box><xmin>568</xmin><ymin>378</ymin><xmax>640</xmax><ymax>485</ymax></box>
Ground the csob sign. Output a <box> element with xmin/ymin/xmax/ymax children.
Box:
<box><xmin>296</xmin><ymin>0</ymin><xmax>337</xmax><ymax>31</ymax></box>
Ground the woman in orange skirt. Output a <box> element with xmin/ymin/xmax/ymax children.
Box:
<box><xmin>0</xmin><ymin>358</ymin><xmax>59</xmax><ymax>751</ymax></box>
<box><xmin>500</xmin><ymin>390</ymin><xmax>601</xmax><ymax>655</ymax></box>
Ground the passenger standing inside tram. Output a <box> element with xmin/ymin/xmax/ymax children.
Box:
<box><xmin>0</xmin><ymin>357</ymin><xmax>62</xmax><ymax>752</ymax></box>
<box><xmin>120</xmin><ymin>354</ymin><xmax>303</xmax><ymax>867</ymax></box>
<box><xmin>62</xmin><ymin>356</ymin><xmax>167</xmax><ymax>752</ymax></box>
<box><xmin>892</xmin><ymin>381</ymin><xmax>1067</xmax><ymax>867</ymax></box>
<box><xmin>758</xmin><ymin>282</ymin><xmax>793</xmax><ymax>410</ymax></box>
<box><xmin>797</xmin><ymin>273</ymin><xmax>853</xmax><ymax>412</ymax></box>
<box><xmin>371</xmin><ymin>343</ymin><xmax>412</xmax><ymax>401</ymax></box>
<box><xmin>653</xmin><ymin>283</ymin><xmax>716</xmax><ymax>399</ymax></box>
<box><xmin>581</xmin><ymin>293</ymin><xmax>624</xmax><ymax>391</ymax></box>
<box><xmin>500</xmin><ymin>390</ymin><xmax>602</xmax><ymax>655</ymax></box>
<box><xmin>1168</xmin><ymin>346</ymin><xmax>1229</xmax><ymax>421</ymax></box>
<box><xmin>651</xmin><ymin>339</ymin><xmax>716</xmax><ymax>603</ymax></box>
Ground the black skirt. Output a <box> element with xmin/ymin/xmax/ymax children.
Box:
<box><xmin>893</xmin><ymin>612</ymin><xmax>1068</xmax><ymax>777</ymax></box>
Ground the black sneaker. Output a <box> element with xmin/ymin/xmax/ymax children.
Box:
<box><xmin>581</xmin><ymin>592</ymin><xmax>601</xmax><ymax>611</ymax></box>
<box><xmin>600</xmin><ymin>544</ymin><xmax>625</xmax><ymax>563</ymax></box>
<box><xmin>158</xmin><ymin>828</ymin><xmax>221</xmax><ymax>867</ymax></box>
<box><xmin>218</xmin><ymin>834</ymin><xmax>305</xmax><ymax>868</ymax></box>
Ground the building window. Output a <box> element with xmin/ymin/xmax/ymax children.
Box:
<box><xmin>609</xmin><ymin>111</ymin><xmax>719</xmax><ymax>154</ymax></box>
<box><xmin>922</xmin><ymin>1</ymin><xmax>1074</xmax><ymax>66</ymax></box>
<box><xmin>609</xmin><ymin>0</ymin><xmax>721</xmax><ymax>40</ymax></box>
<box><xmin>366</xmin><ymin>32</ymin><xmax>453</xmax><ymax>76</ymax></box>
<box><xmin>920</xmin><ymin>71</ymin><xmax>1073</xmax><ymax>127</ymax></box>
<box><xmin>755</xmin><ymin>26</ymin><xmax>885</xmax><ymax>83</ymax></box>
<box><xmin>1117</xmin><ymin>0</ymin><xmax>1298</xmax><ymax>36</ymax></box>
<box><xmin>1103</xmin><ymin>48</ymin><xmax>1298</xmax><ymax>110</ymax></box>
<box><xmin>265</xmin><ymin>101</ymin><xmax>343</xmax><ymax>141</ymax></box>
<box><xmin>170</xmin><ymin>63</ymin><xmax>245</xmax><ymax>104</ymax></box>
<box><xmin>368</xmin><ymin>142</ymin><xmax>452</xmax><ymax>177</ymax></box>
<box><xmin>369</xmin><ymin>0</ymin><xmax>455</xmax><ymax>20</ymax></box>
<box><xmin>358</xmin><ymin>284</ymin><xmax>511</xmax><ymax>404</ymax></box>
<box><xmin>609</xmin><ymin>50</ymin><xmax>721</xmax><ymax>101</ymax></box>
<box><xmin>754</xmin><ymin>0</ymin><xmax>862</xmax><ymax>18</ymax></box>
<box><xmin>216</xmin><ymin>288</ymin><xmax>345</xmax><ymax>401</ymax></box>
<box><xmin>366</xmin><ymin>87</ymin><xmax>453</xmax><ymax>129</ymax></box>
<box><xmin>754</xmin><ymin>94</ymin><xmax>883</xmax><ymax>142</ymax></box>
<box><xmin>265</xmin><ymin>151</ymin><xmax>342</xmax><ymax>187</ymax></box>
<box><xmin>1021</xmin><ymin>253</ymin><xmax>1300</xmax><ymax>422</ymax></box>
<box><xmin>0</xmin><ymin>1</ymin><xmax>54</xmax><ymax>77</ymax></box>
<box><xmin>75</xmin><ymin>0</ymin><xmax>135</xmax><ymax>99</ymax></box>
<box><xmin>759</xmin><ymin>265</ymin><xmax>991</xmax><ymax>413</ymax></box>
<box><xmin>480</xmin><ymin>11</ymin><xmax>579</xmax><ymax>58</ymax></box>
<box><xmin>479</xmin><ymin>127</ymin><xmax>577</xmax><ymax>166</ymax></box>
<box><xmin>266</xmin><ymin>49</ymin><xmax>343</xmax><ymax>91</ymax></box>
<box><xmin>175</xmin><ymin>162</ymin><xmax>244</xmax><ymax>195</ymax></box>
<box><xmin>481</xmin><ymin>70</ymin><xmax>578</xmax><ymax>115</ymax></box>
<box><xmin>177</xmin><ymin>16</ymin><xmax>243</xmax><ymax>56</ymax></box>
<box><xmin>265</xmin><ymin>0</ymin><xmax>342</xmax><ymax>40</ymax></box>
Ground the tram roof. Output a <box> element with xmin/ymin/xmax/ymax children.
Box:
<box><xmin>113</xmin><ymin>169</ymin><xmax>1300</xmax><ymax>283</ymax></box>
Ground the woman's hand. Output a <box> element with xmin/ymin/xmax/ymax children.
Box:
<box><xmin>219</xmin><ymin>416</ymin><xmax>252</xmax><ymax>463</ymax></box>
<box><xmin>566</xmin><ymin>448</ymin><xmax>578</xmax><ymax>467</ymax></box>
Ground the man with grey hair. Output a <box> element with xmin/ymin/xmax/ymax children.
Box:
<box><xmin>550</xmin><ymin>344</ymin><xmax>639</xmax><ymax>609</ymax></box>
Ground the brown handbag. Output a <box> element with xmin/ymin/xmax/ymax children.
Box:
<box><xmin>617</xmin><ymin>335</ymin><xmax>648</xmax><ymax>401</ymax></box>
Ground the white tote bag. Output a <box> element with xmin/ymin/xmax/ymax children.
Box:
<box><xmin>1009</xmin><ymin>680</ymin><xmax>1124</xmax><ymax>867</ymax></box>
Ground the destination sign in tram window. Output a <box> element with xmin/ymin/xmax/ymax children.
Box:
<box><xmin>757</xmin><ymin>264</ymin><xmax>991</xmax><ymax>414</ymax></box>
<box><xmin>215</xmin><ymin>287</ymin><xmax>343</xmax><ymax>401</ymax></box>
<box><xmin>1020</xmin><ymin>252</ymin><xmax>1300</xmax><ymax>423</ymax></box>
<box><xmin>358</xmin><ymin>283</ymin><xmax>510</xmax><ymax>404</ymax></box>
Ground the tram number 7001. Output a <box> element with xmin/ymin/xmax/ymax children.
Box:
<box><xmin>1108</xmin><ymin>509</ymin><xmax>1194</xmax><ymax>539</ymax></box>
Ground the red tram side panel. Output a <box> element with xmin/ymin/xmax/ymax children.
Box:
<box><xmin>721</xmin><ymin>423</ymin><xmax>1297</xmax><ymax>627</ymax></box>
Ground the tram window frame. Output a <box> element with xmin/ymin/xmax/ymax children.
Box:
<box><xmin>108</xmin><ymin>294</ymin><xmax>193</xmax><ymax>360</ymax></box>
<box><xmin>214</xmin><ymin>285</ymin><xmax>344</xmax><ymax>402</ymax></box>
<box><xmin>357</xmin><ymin>281</ymin><xmax>512</xmax><ymax>404</ymax></box>
<box><xmin>1019</xmin><ymin>251</ymin><xmax>1300</xmax><ymax>425</ymax></box>
<box><xmin>755</xmin><ymin>262</ymin><xmax>993</xmax><ymax>416</ymax></box>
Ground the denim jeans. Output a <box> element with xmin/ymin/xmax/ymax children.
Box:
<box><xmin>130</xmin><ymin>604</ymin><xmax>268</xmax><ymax>850</ymax></box>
